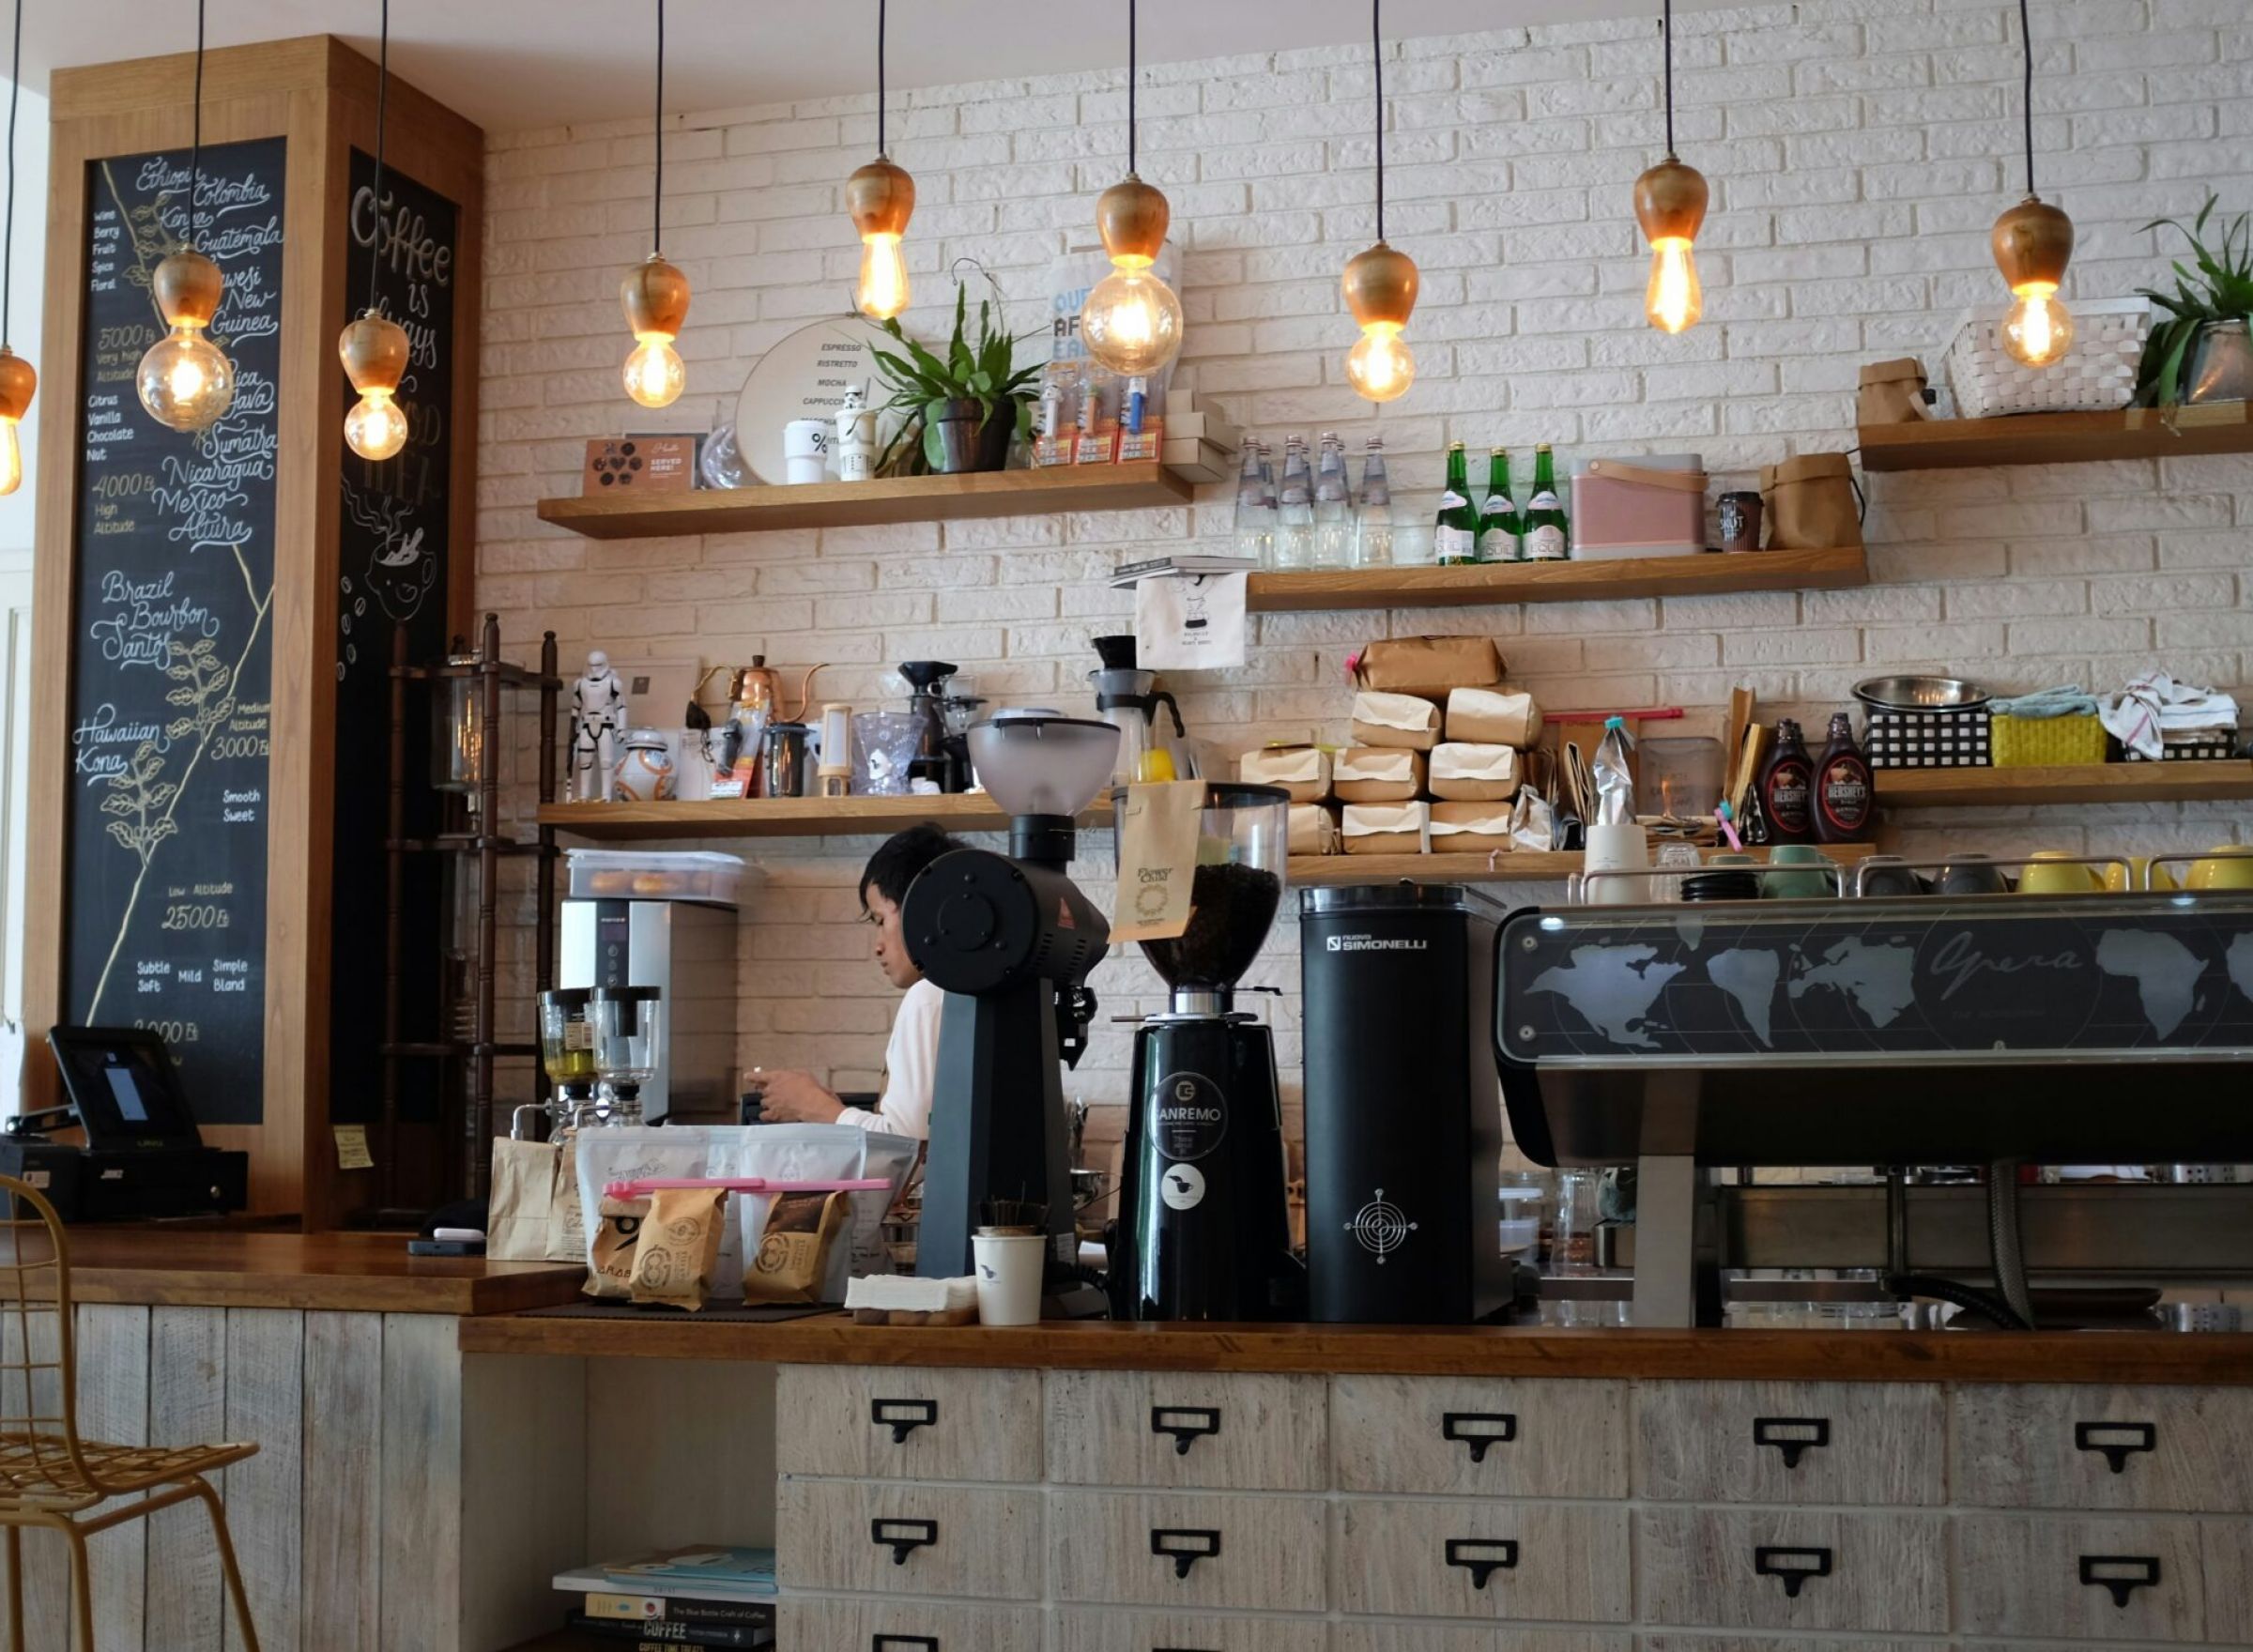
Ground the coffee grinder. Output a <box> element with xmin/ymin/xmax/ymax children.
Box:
<box><xmin>1111</xmin><ymin>783</ymin><xmax>1302</xmax><ymax>1321</ymax></box>
<box><xmin>905</xmin><ymin>711</ymin><xmax>1119</xmax><ymax>1284</ymax></box>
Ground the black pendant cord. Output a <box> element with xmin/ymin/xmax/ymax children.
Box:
<box><xmin>1663</xmin><ymin>0</ymin><xmax>1675</xmax><ymax>157</ymax></box>
<box><xmin>1126</xmin><ymin>0</ymin><xmax>1137</xmax><ymax>176</ymax></box>
<box><xmin>652</xmin><ymin>0</ymin><xmax>665</xmax><ymax>255</ymax></box>
<box><xmin>366</xmin><ymin>0</ymin><xmax>388</xmax><ymax>316</ymax></box>
<box><xmin>1372</xmin><ymin>0</ymin><xmax>1384</xmax><ymax>243</ymax></box>
<box><xmin>2017</xmin><ymin>0</ymin><xmax>2035</xmax><ymax>197</ymax></box>
<box><xmin>189</xmin><ymin>0</ymin><xmax>204</xmax><ymax>252</ymax></box>
<box><xmin>876</xmin><ymin>0</ymin><xmax>886</xmax><ymax>156</ymax></box>
<box><xmin>4</xmin><ymin>0</ymin><xmax>20</xmax><ymax>345</ymax></box>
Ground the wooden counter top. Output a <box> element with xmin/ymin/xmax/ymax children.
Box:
<box><xmin>10</xmin><ymin>1231</ymin><xmax>586</xmax><ymax>1316</ymax></box>
<box><xmin>455</xmin><ymin>1312</ymin><xmax>2253</xmax><ymax>1384</ymax></box>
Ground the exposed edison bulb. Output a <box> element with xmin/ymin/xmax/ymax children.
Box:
<box><xmin>1081</xmin><ymin>266</ymin><xmax>1183</xmax><ymax>375</ymax></box>
<box><xmin>2001</xmin><ymin>285</ymin><xmax>2074</xmax><ymax>368</ymax></box>
<box><xmin>345</xmin><ymin>390</ymin><xmax>409</xmax><ymax>461</ymax></box>
<box><xmin>0</xmin><ymin>420</ymin><xmax>20</xmax><ymax>496</ymax></box>
<box><xmin>622</xmin><ymin>336</ymin><xmax>686</xmax><ymax>409</ymax></box>
<box><xmin>136</xmin><ymin>325</ymin><xmax>237</xmax><ymax>432</ymax></box>
<box><xmin>1646</xmin><ymin>239</ymin><xmax>1703</xmax><ymax>335</ymax></box>
<box><xmin>857</xmin><ymin>233</ymin><xmax>911</xmax><ymax>322</ymax></box>
<box><xmin>1345</xmin><ymin>324</ymin><xmax>1416</xmax><ymax>404</ymax></box>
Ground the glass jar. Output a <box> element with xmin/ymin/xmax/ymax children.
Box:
<box><xmin>538</xmin><ymin>987</ymin><xmax>595</xmax><ymax>1088</ymax></box>
<box><xmin>432</xmin><ymin>654</ymin><xmax>484</xmax><ymax>793</ymax></box>
<box><xmin>591</xmin><ymin>985</ymin><xmax>662</xmax><ymax>1108</ymax></box>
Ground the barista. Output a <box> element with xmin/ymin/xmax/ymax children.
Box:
<box><xmin>754</xmin><ymin>824</ymin><xmax>955</xmax><ymax>1140</ymax></box>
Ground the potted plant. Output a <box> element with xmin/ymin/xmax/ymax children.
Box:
<box><xmin>867</xmin><ymin>271</ymin><xmax>1044</xmax><ymax>476</ymax></box>
<box><xmin>2136</xmin><ymin>194</ymin><xmax>2253</xmax><ymax>408</ymax></box>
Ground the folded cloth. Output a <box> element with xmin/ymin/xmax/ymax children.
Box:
<box><xmin>1988</xmin><ymin>685</ymin><xmax>2100</xmax><ymax>719</ymax></box>
<box><xmin>2101</xmin><ymin>669</ymin><xmax>2243</xmax><ymax>761</ymax></box>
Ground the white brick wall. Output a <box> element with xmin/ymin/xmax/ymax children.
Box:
<box><xmin>478</xmin><ymin>0</ymin><xmax>2253</xmax><ymax>1116</ymax></box>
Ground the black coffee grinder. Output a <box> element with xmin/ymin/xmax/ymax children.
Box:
<box><xmin>906</xmin><ymin>711</ymin><xmax>1118</xmax><ymax>1288</ymax></box>
<box><xmin>1111</xmin><ymin>783</ymin><xmax>1302</xmax><ymax>1321</ymax></box>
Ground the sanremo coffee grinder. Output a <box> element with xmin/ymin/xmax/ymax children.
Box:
<box><xmin>1110</xmin><ymin>783</ymin><xmax>1303</xmax><ymax>1321</ymax></box>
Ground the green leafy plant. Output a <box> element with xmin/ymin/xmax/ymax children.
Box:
<box><xmin>863</xmin><ymin>268</ymin><xmax>1045</xmax><ymax>475</ymax></box>
<box><xmin>2135</xmin><ymin>194</ymin><xmax>2253</xmax><ymax>407</ymax></box>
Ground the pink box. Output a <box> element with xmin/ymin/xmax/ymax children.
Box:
<box><xmin>1570</xmin><ymin>454</ymin><xmax>1708</xmax><ymax>559</ymax></box>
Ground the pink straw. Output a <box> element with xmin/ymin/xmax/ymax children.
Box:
<box><xmin>603</xmin><ymin>1175</ymin><xmax>894</xmax><ymax>1201</ymax></box>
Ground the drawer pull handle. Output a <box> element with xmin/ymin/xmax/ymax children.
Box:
<box><xmin>2075</xmin><ymin>1420</ymin><xmax>2156</xmax><ymax>1475</ymax></box>
<box><xmin>871</xmin><ymin>1397</ymin><xmax>939</xmax><ymax>1445</ymax></box>
<box><xmin>1150</xmin><ymin>1526</ymin><xmax>1221</xmax><ymax>1581</ymax></box>
<box><xmin>1150</xmin><ymin>1404</ymin><xmax>1222</xmax><ymax>1456</ymax></box>
<box><xmin>872</xmin><ymin>1640</ymin><xmax>939</xmax><ymax>1652</ymax></box>
<box><xmin>2080</xmin><ymin>1553</ymin><xmax>2162</xmax><ymax>1609</ymax></box>
<box><xmin>1753</xmin><ymin>1415</ymin><xmax>1831</xmax><ymax>1470</ymax></box>
<box><xmin>1441</xmin><ymin>1411</ymin><xmax>1518</xmax><ymax>1463</ymax></box>
<box><xmin>870</xmin><ymin>1518</ymin><xmax>938</xmax><ymax>1567</ymax></box>
<box><xmin>1754</xmin><ymin>1545</ymin><xmax>1832</xmax><ymax>1599</ymax></box>
<box><xmin>1445</xmin><ymin>1537</ymin><xmax>1520</xmax><ymax>1590</ymax></box>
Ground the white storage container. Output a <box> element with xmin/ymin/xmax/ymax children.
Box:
<box><xmin>1943</xmin><ymin>296</ymin><xmax>2150</xmax><ymax>419</ymax></box>
<box><xmin>563</xmin><ymin>848</ymin><xmax>753</xmax><ymax>907</ymax></box>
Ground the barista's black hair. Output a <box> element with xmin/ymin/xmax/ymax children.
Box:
<box><xmin>859</xmin><ymin>823</ymin><xmax>958</xmax><ymax>913</ymax></box>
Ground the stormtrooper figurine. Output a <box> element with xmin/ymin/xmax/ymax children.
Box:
<box><xmin>568</xmin><ymin>650</ymin><xmax>630</xmax><ymax>803</ymax></box>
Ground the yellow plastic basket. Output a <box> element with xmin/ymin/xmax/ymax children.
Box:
<box><xmin>1989</xmin><ymin>712</ymin><xmax>2107</xmax><ymax>767</ymax></box>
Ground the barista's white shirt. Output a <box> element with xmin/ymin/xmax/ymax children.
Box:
<box><xmin>839</xmin><ymin>976</ymin><xmax>943</xmax><ymax>1141</ymax></box>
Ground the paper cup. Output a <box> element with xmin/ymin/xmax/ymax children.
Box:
<box><xmin>972</xmin><ymin>1231</ymin><xmax>1046</xmax><ymax>1326</ymax></box>
<box><xmin>1583</xmin><ymin>821</ymin><xmax>1649</xmax><ymax>905</ymax></box>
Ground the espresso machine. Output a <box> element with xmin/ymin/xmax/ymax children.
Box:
<box><xmin>1088</xmin><ymin>635</ymin><xmax>1190</xmax><ymax>786</ymax></box>
<box><xmin>906</xmin><ymin>711</ymin><xmax>1118</xmax><ymax>1283</ymax></box>
<box><xmin>1111</xmin><ymin>783</ymin><xmax>1302</xmax><ymax>1321</ymax></box>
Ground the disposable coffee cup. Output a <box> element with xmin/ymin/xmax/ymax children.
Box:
<box><xmin>783</xmin><ymin>419</ymin><xmax>830</xmax><ymax>484</ymax></box>
<box><xmin>1583</xmin><ymin>821</ymin><xmax>1649</xmax><ymax>906</ymax></box>
<box><xmin>972</xmin><ymin>1230</ymin><xmax>1046</xmax><ymax>1326</ymax></box>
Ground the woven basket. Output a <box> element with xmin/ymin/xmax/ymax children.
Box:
<box><xmin>1990</xmin><ymin>712</ymin><xmax>2107</xmax><ymax>767</ymax></box>
<box><xmin>1943</xmin><ymin>297</ymin><xmax>2150</xmax><ymax>420</ymax></box>
<box><xmin>1865</xmin><ymin>705</ymin><xmax>1991</xmax><ymax>770</ymax></box>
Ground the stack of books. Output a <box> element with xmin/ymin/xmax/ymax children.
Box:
<box><xmin>552</xmin><ymin>1547</ymin><xmax>776</xmax><ymax>1649</ymax></box>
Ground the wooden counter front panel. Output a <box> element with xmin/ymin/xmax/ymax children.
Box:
<box><xmin>1331</xmin><ymin>1499</ymin><xmax>1633</xmax><ymax>1625</ymax></box>
<box><xmin>1633</xmin><ymin>1508</ymin><xmax>1950</xmax><ymax>1636</ymax></box>
<box><xmin>1634</xmin><ymin>1381</ymin><xmax>1947</xmax><ymax>1507</ymax></box>
<box><xmin>1046</xmin><ymin>1489</ymin><xmax>1327</xmax><ymax>1613</ymax></box>
<box><xmin>774</xmin><ymin>1363</ymin><xmax>1040</xmax><ymax>1483</ymax></box>
<box><xmin>774</xmin><ymin>1479</ymin><xmax>1042</xmax><ymax>1601</ymax></box>
<box><xmin>779</xmin><ymin>1595</ymin><xmax>1044</xmax><ymax>1652</ymax></box>
<box><xmin>1333</xmin><ymin>1629</ymin><xmax>1632</xmax><ymax>1652</ymax></box>
<box><xmin>1952</xmin><ymin>1513</ymin><xmax>2221</xmax><ymax>1642</ymax></box>
<box><xmin>1953</xmin><ymin>1383</ymin><xmax>2253</xmax><ymax>1513</ymax></box>
<box><xmin>1044</xmin><ymin>1369</ymin><xmax>1326</xmax><ymax>1491</ymax></box>
<box><xmin>1330</xmin><ymin>1374</ymin><xmax>1630</xmax><ymax>1500</ymax></box>
<box><xmin>1052</xmin><ymin>1607</ymin><xmax>1311</xmax><ymax>1652</ymax></box>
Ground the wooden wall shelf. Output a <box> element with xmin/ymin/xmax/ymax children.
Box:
<box><xmin>1292</xmin><ymin>844</ymin><xmax>1870</xmax><ymax>887</ymax></box>
<box><xmin>540</xmin><ymin>794</ymin><xmax>1073</xmax><ymax>841</ymax></box>
<box><xmin>1875</xmin><ymin>763</ymin><xmax>2253</xmax><ymax>808</ymax></box>
<box><xmin>1246</xmin><ymin>545</ymin><xmax>1867</xmax><ymax>612</ymax></box>
<box><xmin>536</xmin><ymin>462</ymin><xmax>1190</xmax><ymax>540</ymax></box>
<box><xmin>1859</xmin><ymin>402</ymin><xmax>2253</xmax><ymax>471</ymax></box>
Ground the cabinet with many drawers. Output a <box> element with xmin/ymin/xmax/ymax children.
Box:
<box><xmin>774</xmin><ymin>1363</ymin><xmax>2253</xmax><ymax>1648</ymax></box>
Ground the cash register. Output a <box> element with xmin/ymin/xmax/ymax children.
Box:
<box><xmin>0</xmin><ymin>1028</ymin><xmax>249</xmax><ymax>1219</ymax></box>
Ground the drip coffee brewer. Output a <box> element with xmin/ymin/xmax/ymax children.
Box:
<box><xmin>1110</xmin><ymin>783</ymin><xmax>1302</xmax><ymax>1322</ymax></box>
<box><xmin>1089</xmin><ymin>635</ymin><xmax>1190</xmax><ymax>787</ymax></box>
<box><xmin>897</xmin><ymin>660</ymin><xmax>962</xmax><ymax>791</ymax></box>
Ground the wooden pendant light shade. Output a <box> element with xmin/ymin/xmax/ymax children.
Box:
<box><xmin>1096</xmin><ymin>174</ymin><xmax>1170</xmax><ymax>268</ymax></box>
<box><xmin>337</xmin><ymin>314</ymin><xmax>410</xmax><ymax>394</ymax></box>
<box><xmin>1342</xmin><ymin>241</ymin><xmax>1419</xmax><ymax>329</ymax></box>
<box><xmin>847</xmin><ymin>157</ymin><xmax>917</xmax><ymax>239</ymax></box>
<box><xmin>152</xmin><ymin>249</ymin><xmax>225</xmax><ymax>329</ymax></box>
<box><xmin>1991</xmin><ymin>194</ymin><xmax>2075</xmax><ymax>292</ymax></box>
<box><xmin>620</xmin><ymin>254</ymin><xmax>691</xmax><ymax>339</ymax></box>
<box><xmin>1633</xmin><ymin>156</ymin><xmax>1709</xmax><ymax>245</ymax></box>
<box><xmin>0</xmin><ymin>348</ymin><xmax>33</xmax><ymax>421</ymax></box>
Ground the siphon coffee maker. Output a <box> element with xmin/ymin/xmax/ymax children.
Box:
<box><xmin>1110</xmin><ymin>783</ymin><xmax>1302</xmax><ymax>1322</ymax></box>
<box><xmin>588</xmin><ymin>985</ymin><xmax>661</xmax><ymax>1126</ymax></box>
<box><xmin>536</xmin><ymin>987</ymin><xmax>596</xmax><ymax>1133</ymax></box>
<box><xmin>1088</xmin><ymin>635</ymin><xmax>1190</xmax><ymax>786</ymax></box>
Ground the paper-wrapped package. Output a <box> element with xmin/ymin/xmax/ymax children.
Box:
<box><xmin>1342</xmin><ymin>802</ymin><xmax>1431</xmax><ymax>855</ymax></box>
<box><xmin>1352</xmin><ymin>691</ymin><xmax>1441</xmax><ymax>752</ymax></box>
<box><xmin>1238</xmin><ymin>743</ymin><xmax>1331</xmax><ymax>803</ymax></box>
<box><xmin>1354</xmin><ymin>635</ymin><xmax>1504</xmax><ymax>702</ymax></box>
<box><xmin>1288</xmin><ymin>803</ymin><xmax>1340</xmax><ymax>855</ymax></box>
<box><xmin>1429</xmin><ymin>742</ymin><xmax>1520</xmax><ymax>803</ymax></box>
<box><xmin>1447</xmin><ymin>686</ymin><xmax>1543</xmax><ymax>748</ymax></box>
<box><xmin>1431</xmin><ymin>801</ymin><xmax>1514</xmax><ymax>852</ymax></box>
<box><xmin>1332</xmin><ymin>746</ymin><xmax>1426</xmax><ymax>803</ymax></box>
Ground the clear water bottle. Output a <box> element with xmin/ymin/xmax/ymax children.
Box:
<box><xmin>1353</xmin><ymin>436</ymin><xmax>1394</xmax><ymax>567</ymax></box>
<box><xmin>1274</xmin><ymin>435</ymin><xmax>1314</xmax><ymax>572</ymax></box>
<box><xmin>1232</xmin><ymin>439</ymin><xmax>1275</xmax><ymax>567</ymax></box>
<box><xmin>698</xmin><ymin>396</ymin><xmax>747</xmax><ymax>489</ymax></box>
<box><xmin>1310</xmin><ymin>430</ymin><xmax>1353</xmax><ymax>570</ymax></box>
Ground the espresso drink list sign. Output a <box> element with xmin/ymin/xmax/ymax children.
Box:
<box><xmin>66</xmin><ymin>139</ymin><xmax>284</xmax><ymax>1125</ymax></box>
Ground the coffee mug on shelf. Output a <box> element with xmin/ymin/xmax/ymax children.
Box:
<box><xmin>2017</xmin><ymin>850</ymin><xmax>2102</xmax><ymax>896</ymax></box>
<box><xmin>1937</xmin><ymin>853</ymin><xmax>2008</xmax><ymax>897</ymax></box>
<box><xmin>2105</xmin><ymin>857</ymin><xmax>2179</xmax><ymax>893</ymax></box>
<box><xmin>1764</xmin><ymin>842</ymin><xmax>1834</xmax><ymax>899</ymax></box>
<box><xmin>2186</xmin><ymin>847</ymin><xmax>2253</xmax><ymax>892</ymax></box>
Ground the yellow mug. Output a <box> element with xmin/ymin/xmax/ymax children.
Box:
<box><xmin>2103</xmin><ymin>858</ymin><xmax>2179</xmax><ymax>893</ymax></box>
<box><xmin>2017</xmin><ymin>851</ymin><xmax>2101</xmax><ymax>896</ymax></box>
<box><xmin>2186</xmin><ymin>846</ymin><xmax>2253</xmax><ymax>892</ymax></box>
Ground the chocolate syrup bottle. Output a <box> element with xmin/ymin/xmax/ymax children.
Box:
<box><xmin>1814</xmin><ymin>711</ymin><xmax>1875</xmax><ymax>844</ymax></box>
<box><xmin>1758</xmin><ymin>718</ymin><xmax>1816</xmax><ymax>844</ymax></box>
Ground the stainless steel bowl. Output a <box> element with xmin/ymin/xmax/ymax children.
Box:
<box><xmin>1853</xmin><ymin>674</ymin><xmax>1990</xmax><ymax>711</ymax></box>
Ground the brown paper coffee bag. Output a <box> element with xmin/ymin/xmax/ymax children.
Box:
<box><xmin>630</xmin><ymin>1186</ymin><xmax>729</xmax><ymax>1311</ymax></box>
<box><xmin>1353</xmin><ymin>635</ymin><xmax>1504</xmax><ymax>701</ymax></box>
<box><xmin>743</xmin><ymin>1189</ymin><xmax>850</xmax><ymax>1305</ymax></box>
<box><xmin>583</xmin><ymin>1194</ymin><xmax>651</xmax><ymax>1300</ymax></box>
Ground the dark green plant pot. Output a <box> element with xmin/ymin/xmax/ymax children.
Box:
<box><xmin>924</xmin><ymin>397</ymin><xmax>1013</xmax><ymax>474</ymax></box>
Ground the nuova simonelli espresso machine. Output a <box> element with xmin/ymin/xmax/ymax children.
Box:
<box><xmin>1111</xmin><ymin>783</ymin><xmax>1303</xmax><ymax>1322</ymax></box>
<box><xmin>904</xmin><ymin>711</ymin><xmax>1117</xmax><ymax>1289</ymax></box>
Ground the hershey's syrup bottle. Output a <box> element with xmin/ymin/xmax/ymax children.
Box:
<box><xmin>1814</xmin><ymin>711</ymin><xmax>1875</xmax><ymax>844</ymax></box>
<box><xmin>1758</xmin><ymin>718</ymin><xmax>1816</xmax><ymax>844</ymax></box>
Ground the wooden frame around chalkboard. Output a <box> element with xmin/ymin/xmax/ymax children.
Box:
<box><xmin>25</xmin><ymin>38</ymin><xmax>483</xmax><ymax>1226</ymax></box>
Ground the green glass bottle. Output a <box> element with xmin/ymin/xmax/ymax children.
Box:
<box><xmin>1476</xmin><ymin>448</ymin><xmax>1521</xmax><ymax>563</ymax></box>
<box><xmin>1522</xmin><ymin>443</ymin><xmax>1569</xmax><ymax>561</ymax></box>
<box><xmin>1434</xmin><ymin>441</ymin><xmax>1479</xmax><ymax>565</ymax></box>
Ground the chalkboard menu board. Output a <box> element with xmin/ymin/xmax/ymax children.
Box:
<box><xmin>64</xmin><ymin>139</ymin><xmax>285</xmax><ymax>1127</ymax></box>
<box><xmin>330</xmin><ymin>150</ymin><xmax>460</xmax><ymax>1123</ymax></box>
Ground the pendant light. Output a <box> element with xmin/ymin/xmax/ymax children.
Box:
<box><xmin>621</xmin><ymin>0</ymin><xmax>687</xmax><ymax>408</ymax></box>
<box><xmin>1632</xmin><ymin>0</ymin><xmax>1707</xmax><ymax>334</ymax></box>
<box><xmin>1080</xmin><ymin>0</ymin><xmax>1183</xmax><ymax>376</ymax></box>
<box><xmin>1992</xmin><ymin>0</ymin><xmax>2074</xmax><ymax>367</ymax></box>
<box><xmin>136</xmin><ymin>0</ymin><xmax>236</xmax><ymax>433</ymax></box>
<box><xmin>0</xmin><ymin>0</ymin><xmax>36</xmax><ymax>494</ymax></box>
<box><xmin>340</xmin><ymin>0</ymin><xmax>410</xmax><ymax>461</ymax></box>
<box><xmin>847</xmin><ymin>0</ymin><xmax>914</xmax><ymax>321</ymax></box>
<box><xmin>1341</xmin><ymin>0</ymin><xmax>1417</xmax><ymax>402</ymax></box>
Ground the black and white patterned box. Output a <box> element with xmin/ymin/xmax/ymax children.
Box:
<box><xmin>1864</xmin><ymin>706</ymin><xmax>1992</xmax><ymax>769</ymax></box>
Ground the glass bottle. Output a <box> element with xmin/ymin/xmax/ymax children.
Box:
<box><xmin>698</xmin><ymin>396</ymin><xmax>747</xmax><ymax>489</ymax></box>
<box><xmin>1814</xmin><ymin>711</ymin><xmax>1876</xmax><ymax>845</ymax></box>
<box><xmin>1311</xmin><ymin>431</ymin><xmax>1352</xmax><ymax>569</ymax></box>
<box><xmin>1353</xmin><ymin>436</ymin><xmax>1394</xmax><ymax>568</ymax></box>
<box><xmin>1232</xmin><ymin>439</ymin><xmax>1275</xmax><ymax>568</ymax></box>
<box><xmin>1434</xmin><ymin>441</ymin><xmax>1479</xmax><ymax>566</ymax></box>
<box><xmin>1274</xmin><ymin>435</ymin><xmax>1314</xmax><ymax>572</ymax></box>
<box><xmin>1522</xmin><ymin>443</ymin><xmax>1569</xmax><ymax>561</ymax></box>
<box><xmin>1477</xmin><ymin>447</ymin><xmax>1521</xmax><ymax>563</ymax></box>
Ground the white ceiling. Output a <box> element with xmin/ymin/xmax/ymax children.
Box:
<box><xmin>19</xmin><ymin>1</ymin><xmax>1730</xmax><ymax>132</ymax></box>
